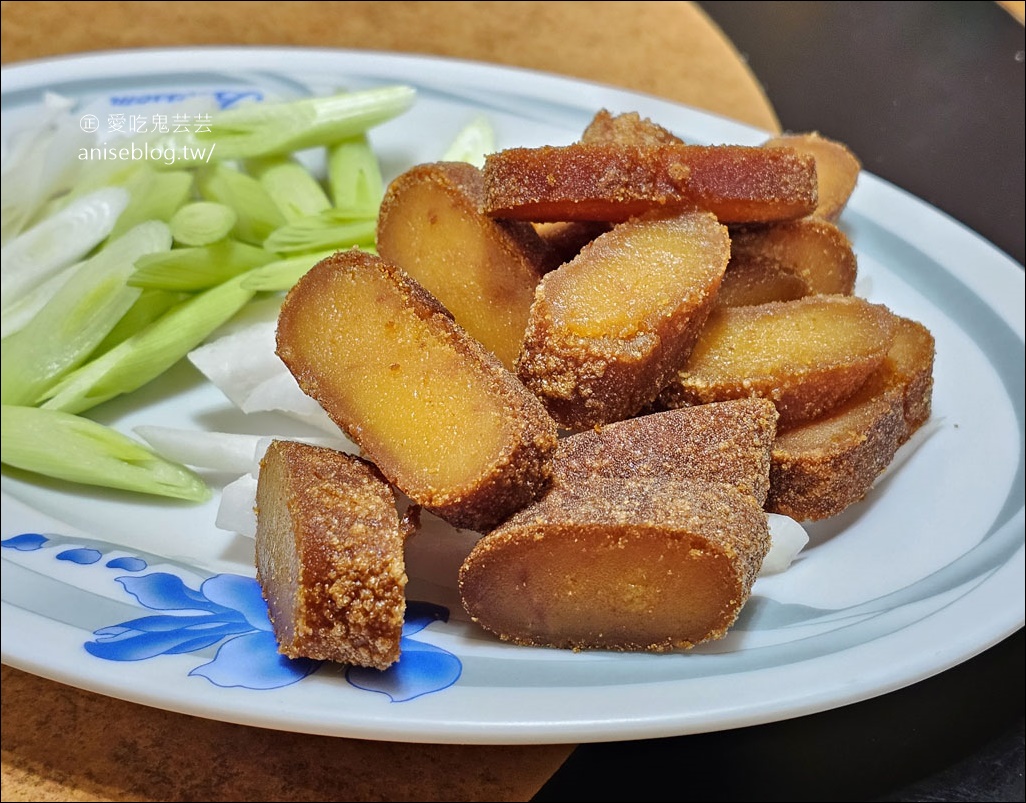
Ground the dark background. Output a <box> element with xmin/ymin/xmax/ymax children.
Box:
<box><xmin>534</xmin><ymin>3</ymin><xmax>1025</xmax><ymax>801</ymax></box>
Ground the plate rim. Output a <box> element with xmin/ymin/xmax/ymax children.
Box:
<box><xmin>1</xmin><ymin>45</ymin><xmax>1024</xmax><ymax>745</ymax></box>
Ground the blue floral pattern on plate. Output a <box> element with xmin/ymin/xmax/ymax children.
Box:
<box><xmin>1</xmin><ymin>533</ymin><xmax>461</xmax><ymax>700</ymax></box>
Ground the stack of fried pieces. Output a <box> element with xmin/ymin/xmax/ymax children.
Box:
<box><xmin>255</xmin><ymin>110</ymin><xmax>935</xmax><ymax>664</ymax></box>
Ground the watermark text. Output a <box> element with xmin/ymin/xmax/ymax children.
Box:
<box><xmin>77</xmin><ymin>143</ymin><xmax>217</xmax><ymax>166</ymax></box>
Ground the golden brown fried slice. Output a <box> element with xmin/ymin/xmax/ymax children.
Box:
<box><xmin>765</xmin><ymin>315</ymin><xmax>936</xmax><ymax>520</ymax></box>
<box><xmin>553</xmin><ymin>398</ymin><xmax>779</xmax><ymax>504</ymax></box>
<box><xmin>763</xmin><ymin>131</ymin><xmax>861</xmax><ymax>220</ymax></box>
<box><xmin>482</xmin><ymin>143</ymin><xmax>817</xmax><ymax>224</ymax></box>
<box><xmin>580</xmin><ymin>109</ymin><xmax>685</xmax><ymax>146</ymax></box>
<box><xmin>883</xmin><ymin>316</ymin><xmax>936</xmax><ymax>438</ymax></box>
<box><xmin>526</xmin><ymin>110</ymin><xmax>685</xmax><ymax>270</ymax></box>
<box><xmin>659</xmin><ymin>295</ymin><xmax>899</xmax><ymax>429</ymax></box>
<box><xmin>531</xmin><ymin>220</ymin><xmax>612</xmax><ymax>271</ymax></box>
<box><xmin>255</xmin><ymin>440</ymin><xmax>407</xmax><ymax>668</ymax></box>
<box><xmin>728</xmin><ymin>217</ymin><xmax>858</xmax><ymax>296</ymax></box>
<box><xmin>459</xmin><ymin>476</ymin><xmax>770</xmax><ymax>651</ymax></box>
<box><xmin>766</xmin><ymin>386</ymin><xmax>905</xmax><ymax>521</ymax></box>
<box><xmin>276</xmin><ymin>249</ymin><xmax>558</xmax><ymax>532</ymax></box>
<box><xmin>517</xmin><ymin>210</ymin><xmax>730</xmax><ymax>430</ymax></box>
<box><xmin>376</xmin><ymin>161</ymin><xmax>547</xmax><ymax>370</ymax></box>
<box><xmin>716</xmin><ymin>254</ymin><xmax>811</xmax><ymax>306</ymax></box>
<box><xmin>483</xmin><ymin>143</ymin><xmax>691</xmax><ymax>222</ymax></box>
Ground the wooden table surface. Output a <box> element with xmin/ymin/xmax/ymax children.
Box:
<box><xmin>0</xmin><ymin>3</ymin><xmax>779</xmax><ymax>801</ymax></box>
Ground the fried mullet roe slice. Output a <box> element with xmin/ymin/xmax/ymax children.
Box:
<box><xmin>527</xmin><ymin>110</ymin><xmax>687</xmax><ymax>271</ymax></box>
<box><xmin>553</xmin><ymin>398</ymin><xmax>778</xmax><ymax>505</ymax></box>
<box><xmin>766</xmin><ymin>316</ymin><xmax>936</xmax><ymax>520</ymax></box>
<box><xmin>883</xmin><ymin>316</ymin><xmax>936</xmax><ymax>437</ymax></box>
<box><xmin>376</xmin><ymin>161</ymin><xmax>547</xmax><ymax>370</ymax></box>
<box><xmin>580</xmin><ymin>109</ymin><xmax>685</xmax><ymax>146</ymax></box>
<box><xmin>458</xmin><ymin>476</ymin><xmax>771</xmax><ymax>651</ymax></box>
<box><xmin>255</xmin><ymin>440</ymin><xmax>407</xmax><ymax>669</ymax></box>
<box><xmin>482</xmin><ymin>143</ymin><xmax>817</xmax><ymax>224</ymax></box>
<box><xmin>727</xmin><ymin>217</ymin><xmax>858</xmax><ymax>299</ymax></box>
<box><xmin>715</xmin><ymin>254</ymin><xmax>812</xmax><ymax>307</ymax></box>
<box><xmin>763</xmin><ymin>131</ymin><xmax>862</xmax><ymax>221</ymax></box>
<box><xmin>659</xmin><ymin>294</ymin><xmax>899</xmax><ymax>430</ymax></box>
<box><xmin>516</xmin><ymin>210</ymin><xmax>730</xmax><ymax>430</ymax></box>
<box><xmin>276</xmin><ymin>249</ymin><xmax>558</xmax><ymax>532</ymax></box>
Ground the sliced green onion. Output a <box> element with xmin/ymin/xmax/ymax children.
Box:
<box><xmin>327</xmin><ymin>134</ymin><xmax>384</xmax><ymax>216</ymax></box>
<box><xmin>1</xmin><ymin>405</ymin><xmax>210</xmax><ymax>502</ymax></box>
<box><xmin>40</xmin><ymin>273</ymin><xmax>256</xmax><ymax>415</ymax></box>
<box><xmin>169</xmin><ymin>201</ymin><xmax>238</xmax><ymax>246</ymax></box>
<box><xmin>1</xmin><ymin>187</ymin><xmax>129</xmax><ymax>314</ymax></box>
<box><xmin>239</xmin><ymin>250</ymin><xmax>336</xmax><ymax>292</ymax></box>
<box><xmin>196</xmin><ymin>163</ymin><xmax>285</xmax><ymax>245</ymax></box>
<box><xmin>108</xmin><ymin>167</ymin><xmax>193</xmax><ymax>238</ymax></box>
<box><xmin>248</xmin><ymin>156</ymin><xmax>331</xmax><ymax>221</ymax></box>
<box><xmin>1</xmin><ymin>265</ymin><xmax>78</xmax><ymax>340</ymax></box>
<box><xmin>130</xmin><ymin>239</ymin><xmax>272</xmax><ymax>290</ymax></box>
<box><xmin>262</xmin><ymin>211</ymin><xmax>377</xmax><ymax>255</ymax></box>
<box><xmin>1</xmin><ymin>92</ymin><xmax>90</xmax><ymax>245</ymax></box>
<box><xmin>1</xmin><ymin>221</ymin><xmax>172</xmax><ymax>406</ymax></box>
<box><xmin>184</xmin><ymin>85</ymin><xmax>416</xmax><ymax>161</ymax></box>
<box><xmin>89</xmin><ymin>288</ymin><xmax>189</xmax><ymax>357</ymax></box>
<box><xmin>442</xmin><ymin>115</ymin><xmax>496</xmax><ymax>167</ymax></box>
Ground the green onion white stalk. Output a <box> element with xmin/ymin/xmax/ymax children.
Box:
<box><xmin>1</xmin><ymin>84</ymin><xmax>414</xmax><ymax>502</ymax></box>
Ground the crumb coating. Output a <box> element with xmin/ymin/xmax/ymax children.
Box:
<box><xmin>255</xmin><ymin>440</ymin><xmax>407</xmax><ymax>669</ymax></box>
<box><xmin>276</xmin><ymin>249</ymin><xmax>558</xmax><ymax>532</ymax></box>
<box><xmin>482</xmin><ymin>143</ymin><xmax>817</xmax><ymax>223</ymax></box>
<box><xmin>459</xmin><ymin>476</ymin><xmax>770</xmax><ymax>651</ymax></box>
<box><xmin>553</xmin><ymin>398</ymin><xmax>778</xmax><ymax>505</ymax></box>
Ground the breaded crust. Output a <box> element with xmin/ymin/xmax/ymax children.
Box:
<box><xmin>482</xmin><ymin>143</ymin><xmax>817</xmax><ymax>223</ymax></box>
<box><xmin>728</xmin><ymin>217</ymin><xmax>858</xmax><ymax>297</ymax></box>
<box><xmin>766</xmin><ymin>388</ymin><xmax>906</xmax><ymax>521</ymax></box>
<box><xmin>659</xmin><ymin>295</ymin><xmax>899</xmax><ymax>429</ymax></box>
<box><xmin>517</xmin><ymin>210</ymin><xmax>729</xmax><ymax>430</ymax></box>
<box><xmin>255</xmin><ymin>440</ymin><xmax>407</xmax><ymax>669</ymax></box>
<box><xmin>715</xmin><ymin>254</ymin><xmax>811</xmax><ymax>307</ymax></box>
<box><xmin>553</xmin><ymin>399</ymin><xmax>778</xmax><ymax>504</ymax></box>
<box><xmin>376</xmin><ymin>161</ymin><xmax>547</xmax><ymax>369</ymax></box>
<box><xmin>459</xmin><ymin>476</ymin><xmax>770</xmax><ymax>651</ymax></box>
<box><xmin>276</xmin><ymin>249</ymin><xmax>558</xmax><ymax>532</ymax></box>
<box><xmin>525</xmin><ymin>110</ymin><xmax>685</xmax><ymax>271</ymax></box>
<box><xmin>883</xmin><ymin>317</ymin><xmax>935</xmax><ymax>438</ymax></box>
<box><xmin>763</xmin><ymin>131</ymin><xmax>862</xmax><ymax>221</ymax></box>
<box><xmin>580</xmin><ymin>109</ymin><xmax>685</xmax><ymax>146</ymax></box>
<box><xmin>765</xmin><ymin>315</ymin><xmax>936</xmax><ymax>520</ymax></box>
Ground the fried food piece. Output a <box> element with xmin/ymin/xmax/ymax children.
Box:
<box><xmin>728</xmin><ymin>217</ymin><xmax>858</xmax><ymax>296</ymax></box>
<box><xmin>580</xmin><ymin>109</ymin><xmax>685</xmax><ymax>146</ymax></box>
<box><xmin>517</xmin><ymin>210</ymin><xmax>730</xmax><ymax>430</ymax></box>
<box><xmin>531</xmin><ymin>220</ymin><xmax>611</xmax><ymax>271</ymax></box>
<box><xmin>376</xmin><ymin>161</ymin><xmax>547</xmax><ymax>369</ymax></box>
<box><xmin>255</xmin><ymin>440</ymin><xmax>407</xmax><ymax>668</ymax></box>
<box><xmin>276</xmin><ymin>249</ymin><xmax>558</xmax><ymax>532</ymax></box>
<box><xmin>659</xmin><ymin>295</ymin><xmax>899</xmax><ymax>429</ymax></box>
<box><xmin>766</xmin><ymin>316</ymin><xmax>936</xmax><ymax>520</ymax></box>
<box><xmin>459</xmin><ymin>476</ymin><xmax>771</xmax><ymax>651</ymax></box>
<box><xmin>766</xmin><ymin>385</ymin><xmax>905</xmax><ymax>521</ymax></box>
<box><xmin>483</xmin><ymin>143</ymin><xmax>691</xmax><ymax>222</ymax></box>
<box><xmin>526</xmin><ymin>110</ymin><xmax>684</xmax><ymax>270</ymax></box>
<box><xmin>553</xmin><ymin>398</ymin><xmax>778</xmax><ymax>504</ymax></box>
<box><xmin>716</xmin><ymin>254</ymin><xmax>811</xmax><ymax>306</ymax></box>
<box><xmin>482</xmin><ymin>143</ymin><xmax>817</xmax><ymax>224</ymax></box>
<box><xmin>883</xmin><ymin>316</ymin><xmax>936</xmax><ymax>438</ymax></box>
<box><xmin>763</xmin><ymin>131</ymin><xmax>861</xmax><ymax>221</ymax></box>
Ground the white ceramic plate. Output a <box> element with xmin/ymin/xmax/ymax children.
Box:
<box><xmin>1</xmin><ymin>48</ymin><xmax>1023</xmax><ymax>745</ymax></box>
